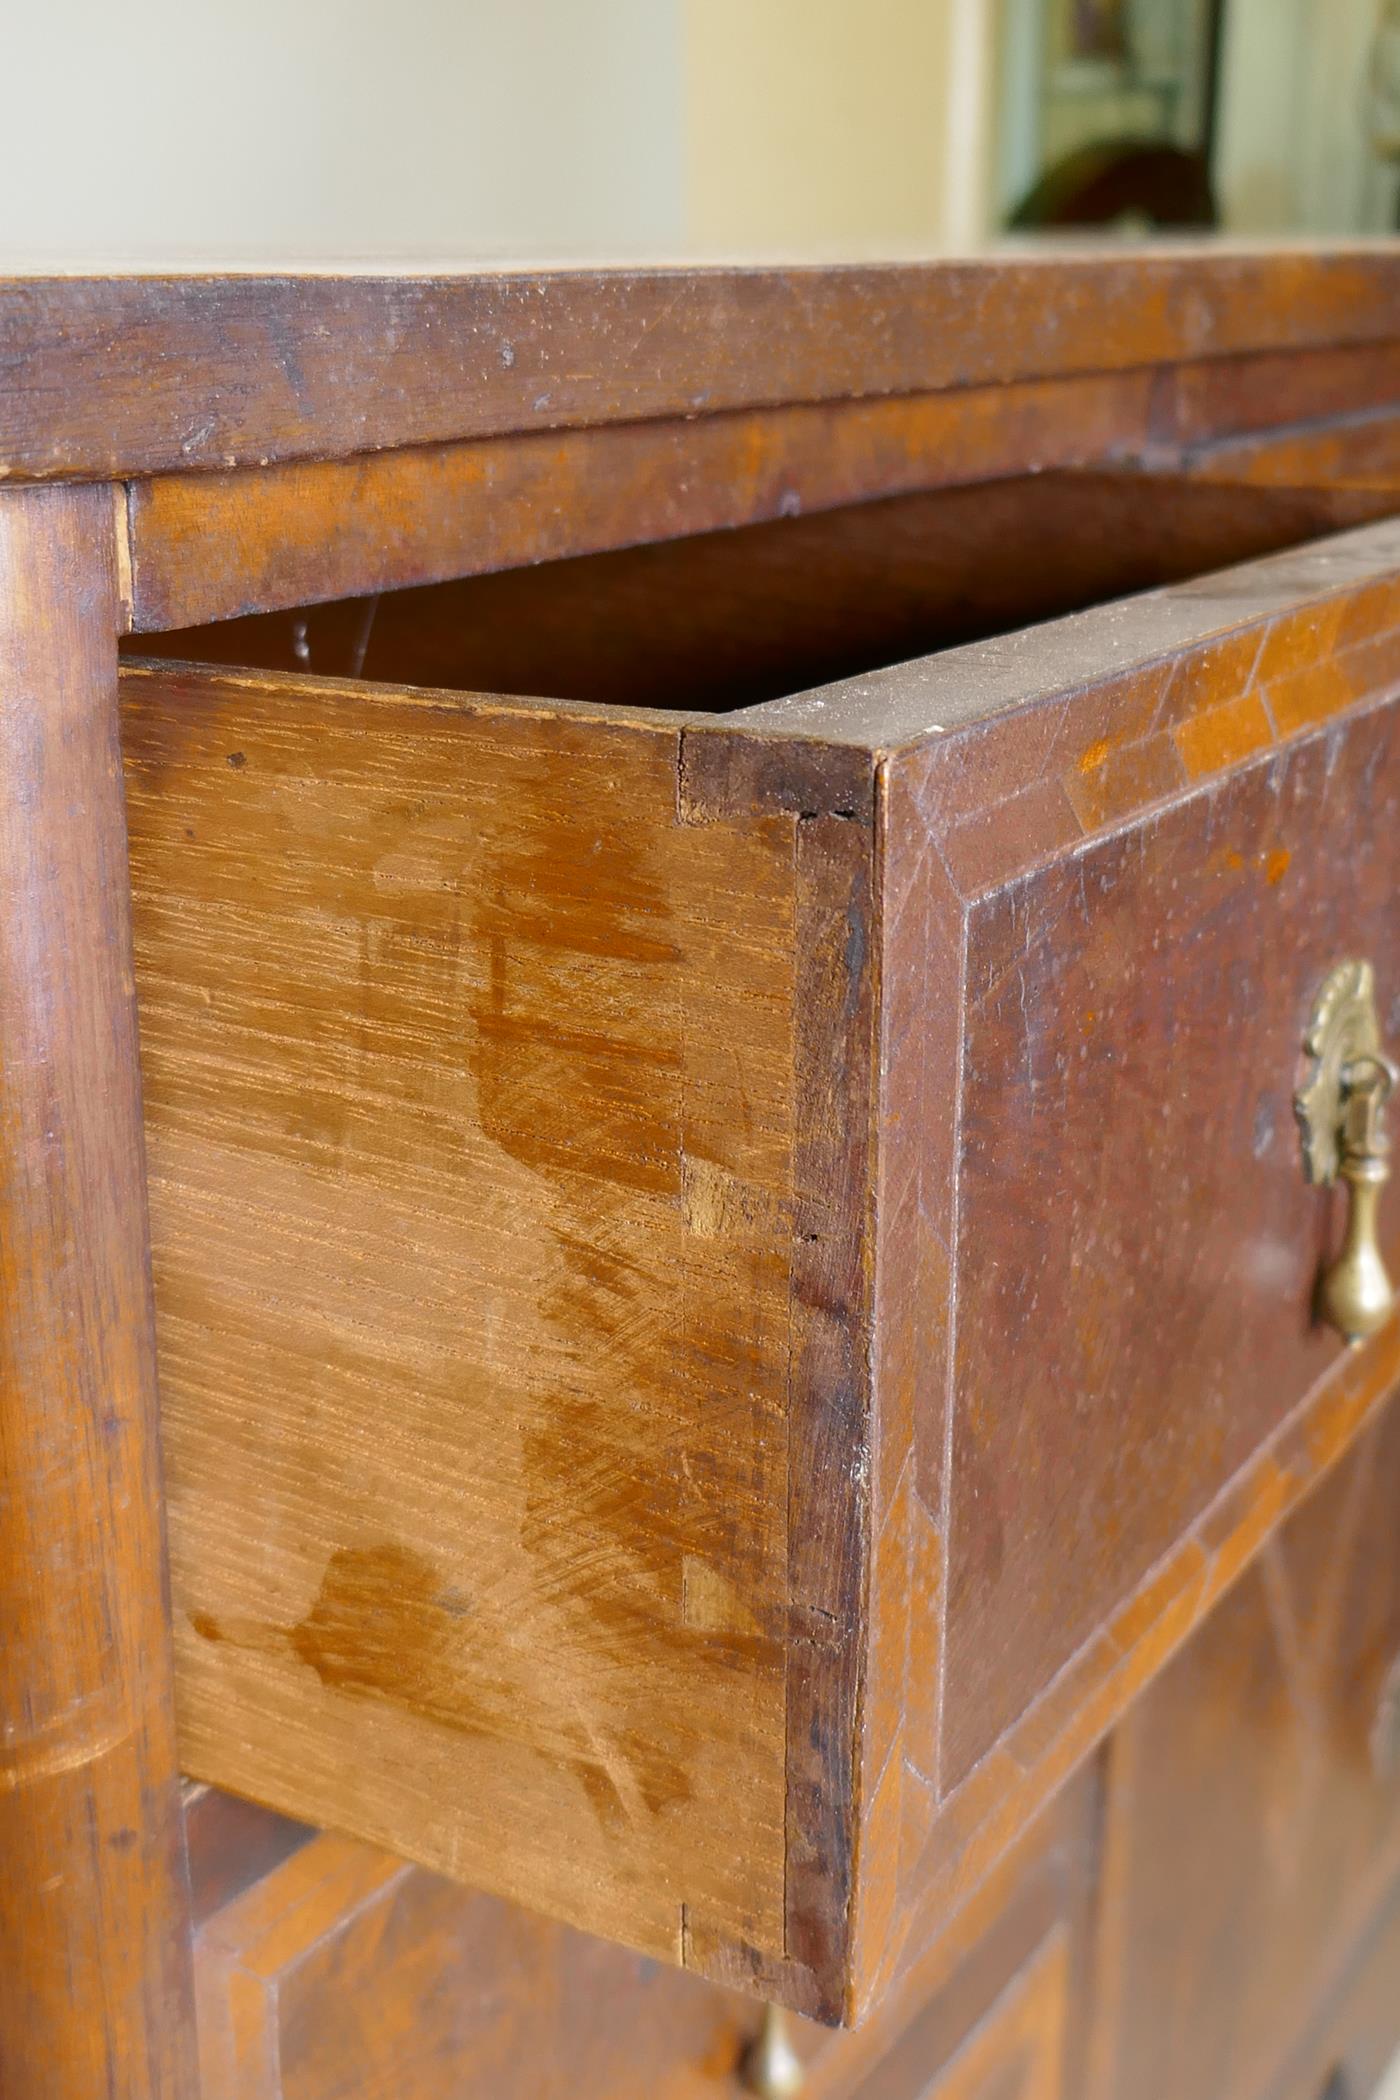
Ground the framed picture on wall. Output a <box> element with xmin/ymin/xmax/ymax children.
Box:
<box><xmin>1051</xmin><ymin>0</ymin><xmax>1131</xmax><ymax>68</ymax></box>
<box><xmin>1001</xmin><ymin>0</ymin><xmax>1224</xmax><ymax>230</ymax></box>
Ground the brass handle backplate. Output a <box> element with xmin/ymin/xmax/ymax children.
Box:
<box><xmin>1295</xmin><ymin>960</ymin><xmax>1398</xmax><ymax>1345</ymax></box>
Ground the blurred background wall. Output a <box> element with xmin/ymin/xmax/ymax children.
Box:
<box><xmin>2</xmin><ymin>0</ymin><xmax>1396</xmax><ymax>263</ymax></box>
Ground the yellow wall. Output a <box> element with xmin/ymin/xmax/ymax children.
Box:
<box><xmin>683</xmin><ymin>0</ymin><xmax>996</xmax><ymax>253</ymax></box>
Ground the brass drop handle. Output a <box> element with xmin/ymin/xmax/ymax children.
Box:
<box><xmin>1296</xmin><ymin>961</ymin><xmax>1398</xmax><ymax>1345</ymax></box>
<box><xmin>743</xmin><ymin>2007</ymin><xmax>806</xmax><ymax>2098</ymax></box>
<box><xmin>1322</xmin><ymin>1053</ymin><xmax>1397</xmax><ymax>1342</ymax></box>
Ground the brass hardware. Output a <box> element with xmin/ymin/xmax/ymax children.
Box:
<box><xmin>1296</xmin><ymin>960</ymin><xmax>1398</xmax><ymax>1344</ymax></box>
<box><xmin>743</xmin><ymin>2007</ymin><xmax>805</xmax><ymax>2099</ymax></box>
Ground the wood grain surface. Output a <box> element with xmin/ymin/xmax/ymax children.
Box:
<box><xmin>184</xmin><ymin>1783</ymin><xmax>314</xmax><ymax>1927</ymax></box>
<box><xmin>1086</xmin><ymin>1383</ymin><xmax>1400</xmax><ymax>2100</ymax></box>
<box><xmin>0</xmin><ymin>486</ymin><xmax>197</xmax><ymax>2097</ymax></box>
<box><xmin>717</xmin><ymin>514</ymin><xmax>1400</xmax><ymax>749</ymax></box>
<box><xmin>1267</xmin><ymin>1887</ymin><xmax>1400</xmax><ymax>2100</ymax></box>
<box><xmin>122</xmin><ymin>345</ymin><xmax>1400</xmax><ymax>636</ymax></box>
<box><xmin>194</xmin><ymin>1835</ymin><xmax>760</xmax><ymax>2100</ymax></box>
<box><xmin>1153</xmin><ymin>340</ymin><xmax>1400</xmax><ymax>450</ymax></box>
<box><xmin>1182</xmin><ymin>407</ymin><xmax>1400</xmax><ymax>491</ymax></box>
<box><xmin>124</xmin><ymin>373</ymin><xmax>1160</xmax><ymax>632</ymax></box>
<box><xmin>189</xmin><ymin>1771</ymin><xmax>1098</xmax><ymax>2100</ymax></box>
<box><xmin>850</xmin><ymin>516</ymin><xmax>1400</xmax><ymax>2011</ymax></box>
<box><xmin>127</xmin><ymin>466</ymin><xmax>1396</xmax><ymax>677</ymax></box>
<box><xmin>2</xmin><ymin>251</ymin><xmax>1398</xmax><ymax>482</ymax></box>
<box><xmin>906</xmin><ymin>1935</ymin><xmax>1068</xmax><ymax>2100</ymax></box>
<box><xmin>0</xmin><ymin>250</ymin><xmax>1393</xmax><ymax>2085</ymax></box>
<box><xmin>122</xmin><ymin>667</ymin><xmax>821</xmax><ymax>1992</ymax></box>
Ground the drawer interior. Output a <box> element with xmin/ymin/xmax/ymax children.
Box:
<box><xmin>124</xmin><ymin>469</ymin><xmax>1388</xmax><ymax>706</ymax></box>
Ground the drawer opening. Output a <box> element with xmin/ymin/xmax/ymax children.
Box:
<box><xmin>118</xmin><ymin>505</ymin><xmax>1400</xmax><ymax>2025</ymax></box>
<box><xmin>124</xmin><ymin>468</ymin><xmax>1389</xmax><ymax>713</ymax></box>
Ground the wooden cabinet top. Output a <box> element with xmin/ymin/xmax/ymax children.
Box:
<box><xmin>4</xmin><ymin>245</ymin><xmax>1399</xmax><ymax>483</ymax></box>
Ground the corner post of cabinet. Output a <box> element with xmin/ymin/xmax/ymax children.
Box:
<box><xmin>0</xmin><ymin>482</ymin><xmax>198</xmax><ymax>2098</ymax></box>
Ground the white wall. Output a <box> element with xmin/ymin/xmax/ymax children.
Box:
<box><xmin>0</xmin><ymin>0</ymin><xmax>687</xmax><ymax>263</ymax></box>
<box><xmin>1216</xmin><ymin>0</ymin><xmax>1399</xmax><ymax>232</ymax></box>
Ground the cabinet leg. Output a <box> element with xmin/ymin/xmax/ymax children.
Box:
<box><xmin>0</xmin><ymin>486</ymin><xmax>197</xmax><ymax>2098</ymax></box>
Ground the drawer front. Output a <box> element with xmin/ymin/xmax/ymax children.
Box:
<box><xmin>1083</xmin><ymin>1384</ymin><xmax>1400</xmax><ymax>2100</ymax></box>
<box><xmin>945</xmin><ymin>682</ymin><xmax>1400</xmax><ymax>1779</ymax></box>
<box><xmin>195</xmin><ymin>1835</ymin><xmax>758</xmax><ymax>2100</ymax></box>
<box><xmin>126</xmin><ymin>515</ymin><xmax>1400</xmax><ymax>2020</ymax></box>
<box><xmin>856</xmin><ymin>522</ymin><xmax>1400</xmax><ymax>2007</ymax></box>
<box><xmin>835</xmin><ymin>1938</ymin><xmax>1068</xmax><ymax>2100</ymax></box>
<box><xmin>191</xmin><ymin>1778</ymin><xmax>1094</xmax><ymax>2100</ymax></box>
<box><xmin>906</xmin><ymin>1939</ymin><xmax>1066</xmax><ymax>2100</ymax></box>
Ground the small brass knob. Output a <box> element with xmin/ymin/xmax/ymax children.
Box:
<box><xmin>743</xmin><ymin>2007</ymin><xmax>805</xmax><ymax>2099</ymax></box>
<box><xmin>1296</xmin><ymin>962</ymin><xmax>1398</xmax><ymax>1345</ymax></box>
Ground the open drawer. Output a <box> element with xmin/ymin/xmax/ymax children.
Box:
<box><xmin>120</xmin><ymin>486</ymin><xmax>1400</xmax><ymax>2024</ymax></box>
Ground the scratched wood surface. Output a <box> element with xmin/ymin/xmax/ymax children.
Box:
<box><xmin>1181</xmin><ymin>407</ymin><xmax>1400</xmax><ymax>491</ymax></box>
<box><xmin>128</xmin><ymin>471</ymin><xmax>1398</xmax><ymax>707</ymax></box>
<box><xmin>0</xmin><ymin>252</ymin><xmax>1394</xmax><ymax>2094</ymax></box>
<box><xmin>3</xmin><ymin>251</ymin><xmax>1399</xmax><ymax>484</ymax></box>
<box><xmin>122</xmin><ymin>348</ymin><xmax>1400</xmax><ymax>636</ymax></box>
<box><xmin>122</xmin><ymin>666</ymin><xmax>811</xmax><ymax>1984</ymax></box>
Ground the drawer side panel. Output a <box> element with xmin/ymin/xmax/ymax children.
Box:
<box><xmin>122</xmin><ymin>667</ymin><xmax>800</xmax><ymax>1974</ymax></box>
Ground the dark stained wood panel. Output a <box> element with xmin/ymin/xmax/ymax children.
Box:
<box><xmin>945</xmin><ymin>697</ymin><xmax>1400</xmax><ymax>1781</ymax></box>
<box><xmin>1086</xmin><ymin>1385</ymin><xmax>1400</xmax><ymax>2100</ymax></box>
<box><xmin>849</xmin><ymin>517</ymin><xmax>1400</xmax><ymax>2015</ymax></box>
<box><xmin>1183</xmin><ymin>407</ymin><xmax>1400</xmax><ymax>490</ymax></box>
<box><xmin>1154</xmin><ymin>339</ymin><xmax>1400</xmax><ymax>451</ymax></box>
<box><xmin>183</xmin><ymin>1784</ymin><xmax>313</xmax><ymax>1927</ymax></box>
<box><xmin>858</xmin><ymin>1936</ymin><xmax>1069</xmax><ymax>2100</ymax></box>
